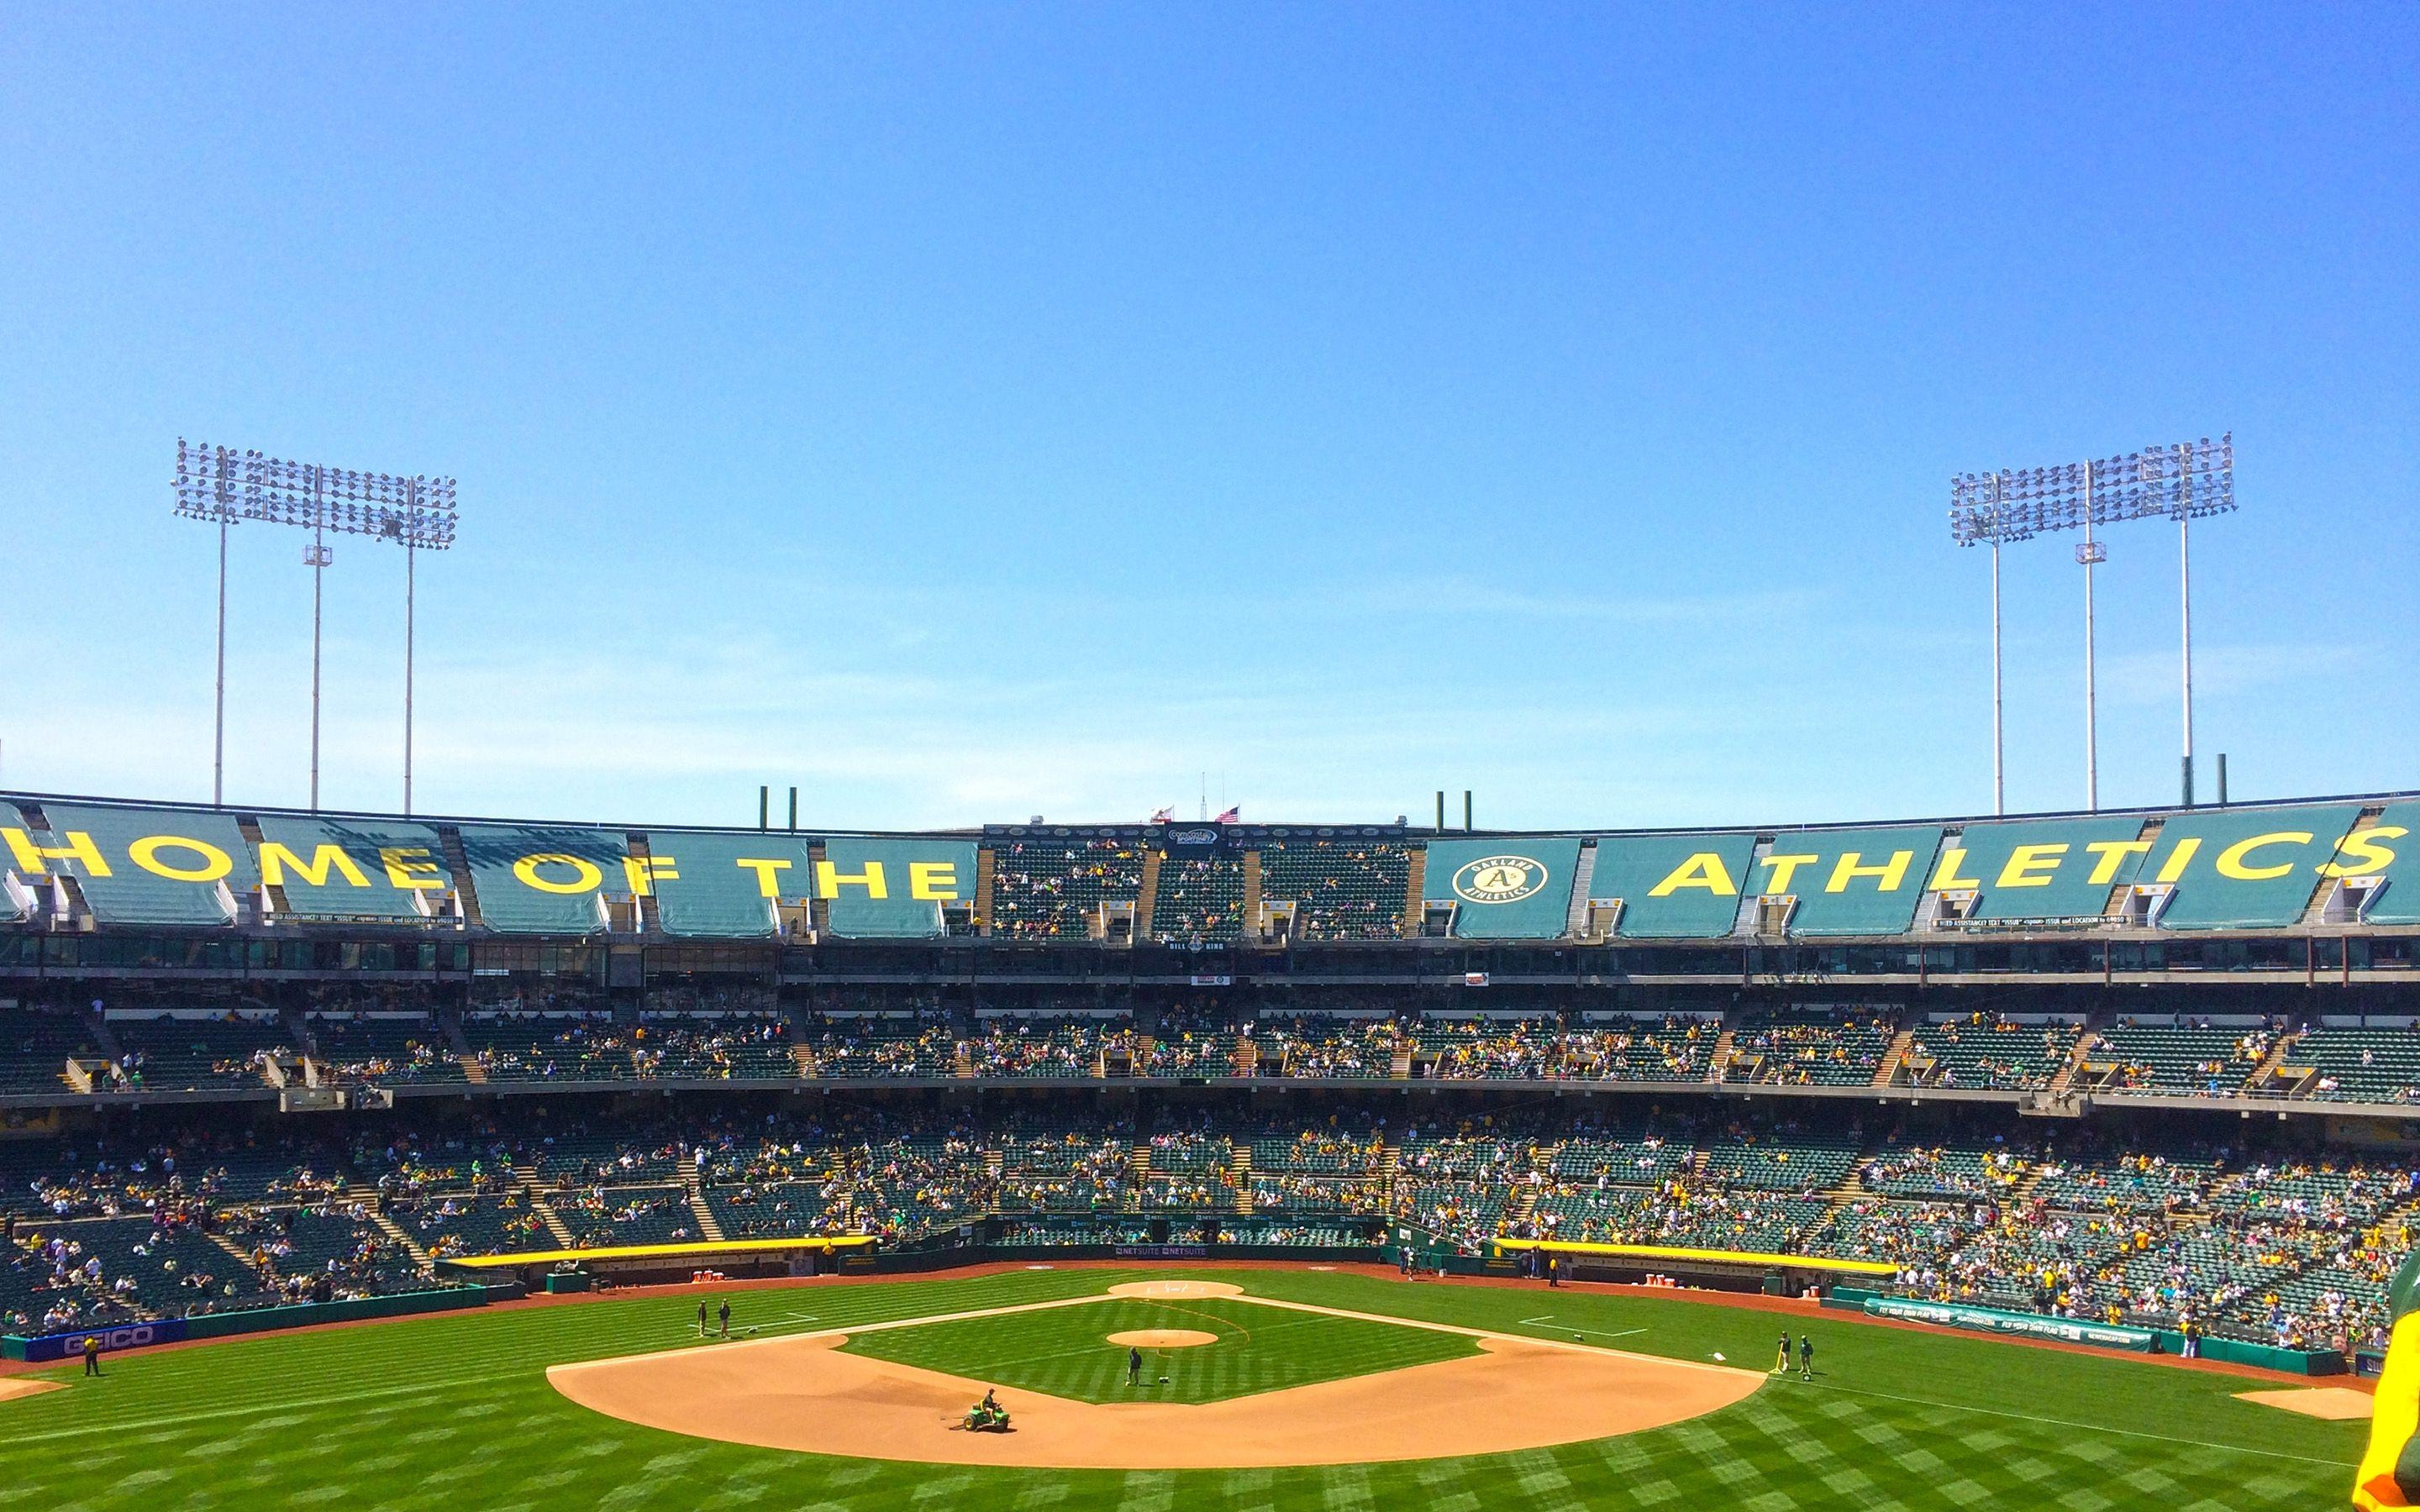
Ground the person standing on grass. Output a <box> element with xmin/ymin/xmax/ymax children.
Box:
<box><xmin>1128</xmin><ymin>1347</ymin><xmax>1143</xmax><ymax>1387</ymax></box>
<box><xmin>718</xmin><ymin>1299</ymin><xmax>732</xmax><ymax>1339</ymax></box>
<box><xmin>1773</xmin><ymin>1331</ymin><xmax>1791</xmax><ymax>1374</ymax></box>
<box><xmin>697</xmin><ymin>1299</ymin><xmax>710</xmax><ymax>1337</ymax></box>
<box><xmin>1798</xmin><ymin>1334</ymin><xmax>1814</xmax><ymax>1381</ymax></box>
<box><xmin>82</xmin><ymin>1335</ymin><xmax>101</xmax><ymax>1377</ymax></box>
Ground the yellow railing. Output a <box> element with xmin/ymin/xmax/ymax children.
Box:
<box><xmin>439</xmin><ymin>1234</ymin><xmax>877</xmax><ymax>1269</ymax></box>
<box><xmin>1487</xmin><ymin>1236</ymin><xmax>1897</xmax><ymax>1276</ymax></box>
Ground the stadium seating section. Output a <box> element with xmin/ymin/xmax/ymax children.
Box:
<box><xmin>1901</xmin><ymin>1016</ymin><xmax>2081</xmax><ymax>1090</ymax></box>
<box><xmin>1150</xmin><ymin>857</ymin><xmax>1245</xmax><ymax>944</ymax></box>
<box><xmin>1723</xmin><ymin>1007</ymin><xmax>1896</xmax><ymax>1087</ymax></box>
<box><xmin>1256</xmin><ymin>839</ymin><xmax>1410</xmax><ymax>941</ymax></box>
<box><xmin>1</xmin><ymin>1096</ymin><xmax>2414</xmax><ymax>1357</ymax></box>
<box><xmin>2086</xmin><ymin>1021</ymin><xmax>2279</xmax><ymax>1096</ymax></box>
<box><xmin>986</xmin><ymin>838</ymin><xmax>1145</xmax><ymax>939</ymax></box>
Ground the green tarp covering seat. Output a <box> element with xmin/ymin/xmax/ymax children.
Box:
<box><xmin>1587</xmin><ymin>832</ymin><xmax>1760</xmax><ymax>937</ymax></box>
<box><xmin>1421</xmin><ymin>837</ymin><xmax>1581</xmax><ymax>939</ymax></box>
<box><xmin>4</xmin><ymin>801</ymin><xmax>254</xmax><ymax>927</ymax></box>
<box><xmin>644</xmin><ymin>831</ymin><xmax>814</xmax><ymax>938</ymax></box>
<box><xmin>2347</xmin><ymin>801</ymin><xmax>2420</xmax><ymax>926</ymax></box>
<box><xmin>1939</xmin><ymin>816</ymin><xmax>2154</xmax><ymax>922</ymax></box>
<box><xmin>254</xmin><ymin>815</ymin><xmax>450</xmax><ymax>921</ymax></box>
<box><xmin>820</xmin><ymin>837</ymin><xmax>976</xmax><ymax>938</ymax></box>
<box><xmin>1755</xmin><ymin>825</ymin><xmax>1944</xmax><ymax>936</ymax></box>
<box><xmin>455</xmin><ymin>823</ymin><xmax>628</xmax><ymax>935</ymax></box>
<box><xmin>2149</xmin><ymin>804</ymin><xmax>2362</xmax><ymax>929</ymax></box>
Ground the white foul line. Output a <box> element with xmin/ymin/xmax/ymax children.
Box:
<box><xmin>1515</xmin><ymin>1315</ymin><xmax>1647</xmax><ymax>1341</ymax></box>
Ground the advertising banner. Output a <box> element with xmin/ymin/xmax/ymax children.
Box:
<box><xmin>8</xmin><ymin>1317</ymin><xmax>190</xmax><ymax>1362</ymax></box>
<box><xmin>1864</xmin><ymin>1296</ymin><xmax>2153</xmax><ymax>1350</ymax></box>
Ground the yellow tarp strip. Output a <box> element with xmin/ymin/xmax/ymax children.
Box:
<box><xmin>440</xmin><ymin>1235</ymin><xmax>876</xmax><ymax>1269</ymax></box>
<box><xmin>1489</xmin><ymin>1237</ymin><xmax>1898</xmax><ymax>1276</ymax></box>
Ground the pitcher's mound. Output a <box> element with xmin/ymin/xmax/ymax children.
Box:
<box><xmin>1107</xmin><ymin>1329</ymin><xmax>1218</xmax><ymax>1348</ymax></box>
<box><xmin>1107</xmin><ymin>1279</ymin><xmax>1244</xmax><ymax>1299</ymax></box>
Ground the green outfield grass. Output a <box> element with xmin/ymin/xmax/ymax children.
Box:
<box><xmin>0</xmin><ymin>1267</ymin><xmax>2368</xmax><ymax>1509</ymax></box>
<box><xmin>840</xmin><ymin>1294</ymin><xmax>1475</xmax><ymax>1403</ymax></box>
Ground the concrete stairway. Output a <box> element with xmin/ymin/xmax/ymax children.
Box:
<box><xmin>1872</xmin><ymin>1028</ymin><xmax>1917</xmax><ymax>1088</ymax></box>
<box><xmin>680</xmin><ymin>1152</ymin><xmax>726</xmax><ymax>1242</ymax></box>
<box><xmin>1708</xmin><ymin>1025</ymin><xmax>1739</xmax><ymax>1084</ymax></box>
<box><xmin>2248</xmin><ymin>1030</ymin><xmax>2302</xmax><ymax>1087</ymax></box>
<box><xmin>1135</xmin><ymin>851</ymin><xmax>1164</xmax><ymax>938</ymax></box>
<box><xmin>532</xmin><ymin>1192</ymin><xmax>576</xmax><ymax>1248</ymax></box>
<box><xmin>2047</xmin><ymin>1030</ymin><xmax>2101</xmax><ymax>1097</ymax></box>
<box><xmin>371</xmin><ymin>1209</ymin><xmax>434</xmax><ymax>1268</ymax></box>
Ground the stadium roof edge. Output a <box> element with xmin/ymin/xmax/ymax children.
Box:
<box><xmin>3</xmin><ymin>785</ymin><xmax>2416</xmax><ymax>844</ymax></box>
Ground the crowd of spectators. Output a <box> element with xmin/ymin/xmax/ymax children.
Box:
<box><xmin>1260</xmin><ymin>1016</ymin><xmax>1402</xmax><ymax>1078</ymax></box>
<box><xmin>1902</xmin><ymin>1013</ymin><xmax>2081</xmax><ymax>1089</ymax></box>
<box><xmin>308</xmin><ymin>1016</ymin><xmax>461</xmax><ymax>1084</ymax></box>
<box><xmin>1723</xmin><ymin>1007</ymin><xmax>1897</xmax><ymax>1087</ymax></box>
<box><xmin>8</xmin><ymin>1100</ymin><xmax>2418</xmax><ymax>1356</ymax></box>
<box><xmin>2091</xmin><ymin>1018</ymin><xmax>2282</xmax><ymax>1096</ymax></box>
<box><xmin>1256</xmin><ymin>840</ymin><xmax>1412</xmax><ymax>942</ymax></box>
<box><xmin>1417</xmin><ymin>1020</ymin><xmax>1557</xmax><ymax>1079</ymax></box>
<box><xmin>1560</xmin><ymin>1017</ymin><xmax>1718</xmax><ymax>1080</ymax></box>
<box><xmin>987</xmin><ymin>838</ymin><xmax>1146</xmax><ymax>939</ymax></box>
<box><xmin>969</xmin><ymin>1018</ymin><xmax>1102</xmax><ymax>1077</ymax></box>
<box><xmin>1150</xmin><ymin>857</ymin><xmax>1246</xmax><ymax>944</ymax></box>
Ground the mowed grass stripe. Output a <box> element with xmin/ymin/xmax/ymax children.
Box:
<box><xmin>839</xmin><ymin>1296</ymin><xmax>1475</xmax><ymax>1404</ymax></box>
<box><xmin>0</xmin><ymin>1268</ymin><xmax>2363</xmax><ymax>1509</ymax></box>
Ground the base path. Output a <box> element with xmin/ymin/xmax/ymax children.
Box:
<box><xmin>549</xmin><ymin>1285</ymin><xmax>1763</xmax><ymax>1469</ymax></box>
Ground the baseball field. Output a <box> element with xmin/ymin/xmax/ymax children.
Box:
<box><xmin>0</xmin><ymin>1265</ymin><xmax>2367</xmax><ymax>1508</ymax></box>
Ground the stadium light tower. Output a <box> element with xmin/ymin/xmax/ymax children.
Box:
<box><xmin>1949</xmin><ymin>435</ymin><xmax>2233</xmax><ymax>813</ymax></box>
<box><xmin>175</xmin><ymin>440</ymin><xmax>459</xmax><ymax>812</ymax></box>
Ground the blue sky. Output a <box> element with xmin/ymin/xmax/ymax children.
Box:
<box><xmin>1</xmin><ymin>5</ymin><xmax>2412</xmax><ymax>832</ymax></box>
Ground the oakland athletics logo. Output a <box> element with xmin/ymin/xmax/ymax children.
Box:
<box><xmin>1452</xmin><ymin>856</ymin><xmax>1545</xmax><ymax>905</ymax></box>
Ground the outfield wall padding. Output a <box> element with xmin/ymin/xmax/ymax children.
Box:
<box><xmin>840</xmin><ymin>1242</ymin><xmax>1386</xmax><ymax>1276</ymax></box>
<box><xmin>1862</xmin><ymin>1297</ymin><xmax>2156</xmax><ymax>1350</ymax></box>
<box><xmin>3</xmin><ymin>1284</ymin><xmax>513</xmax><ymax>1361</ymax></box>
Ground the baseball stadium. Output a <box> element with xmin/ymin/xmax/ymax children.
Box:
<box><xmin>1</xmin><ymin>790</ymin><xmax>2413</xmax><ymax>1506</ymax></box>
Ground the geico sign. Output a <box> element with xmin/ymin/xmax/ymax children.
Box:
<box><xmin>87</xmin><ymin>1325</ymin><xmax>158</xmax><ymax>1351</ymax></box>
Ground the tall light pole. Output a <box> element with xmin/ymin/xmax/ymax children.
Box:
<box><xmin>1950</xmin><ymin>435</ymin><xmax>2233</xmax><ymax>813</ymax></box>
<box><xmin>2078</xmin><ymin>462</ymin><xmax>2104</xmax><ymax>810</ymax></box>
<box><xmin>175</xmin><ymin>440</ymin><xmax>459</xmax><ymax>812</ymax></box>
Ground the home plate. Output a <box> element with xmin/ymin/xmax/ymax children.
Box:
<box><xmin>2235</xmin><ymin>1387</ymin><xmax>2373</xmax><ymax>1420</ymax></box>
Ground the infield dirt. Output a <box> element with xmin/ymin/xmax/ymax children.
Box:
<box><xmin>548</xmin><ymin>1285</ymin><xmax>1764</xmax><ymax>1469</ymax></box>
